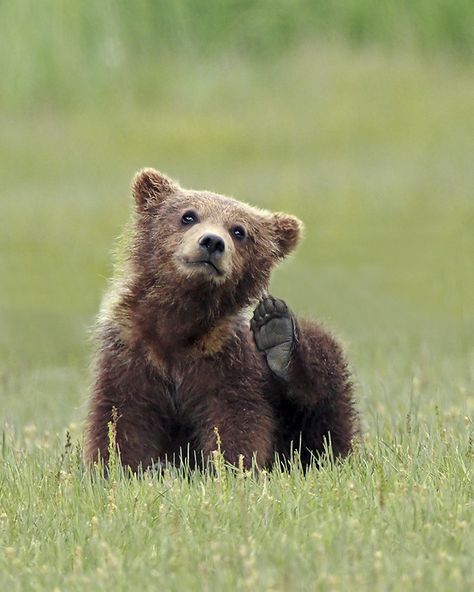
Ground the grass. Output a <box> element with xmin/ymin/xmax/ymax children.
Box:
<box><xmin>0</xmin><ymin>30</ymin><xmax>473</xmax><ymax>592</ymax></box>
<box><xmin>0</xmin><ymin>425</ymin><xmax>472</xmax><ymax>591</ymax></box>
<box><xmin>1</xmin><ymin>0</ymin><xmax>473</xmax><ymax>107</ymax></box>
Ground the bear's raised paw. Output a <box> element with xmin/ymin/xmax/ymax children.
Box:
<box><xmin>251</xmin><ymin>296</ymin><xmax>295</xmax><ymax>381</ymax></box>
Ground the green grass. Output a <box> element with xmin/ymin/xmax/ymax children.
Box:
<box><xmin>1</xmin><ymin>0</ymin><xmax>473</xmax><ymax>107</ymax></box>
<box><xmin>0</xmin><ymin>427</ymin><xmax>472</xmax><ymax>591</ymax></box>
<box><xmin>1</xmin><ymin>39</ymin><xmax>473</xmax><ymax>591</ymax></box>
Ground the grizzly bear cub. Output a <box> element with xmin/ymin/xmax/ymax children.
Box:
<box><xmin>84</xmin><ymin>169</ymin><xmax>357</xmax><ymax>471</ymax></box>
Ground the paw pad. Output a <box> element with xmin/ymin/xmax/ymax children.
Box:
<box><xmin>251</xmin><ymin>296</ymin><xmax>295</xmax><ymax>380</ymax></box>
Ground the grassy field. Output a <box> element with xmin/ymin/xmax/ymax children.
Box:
<box><xmin>1</xmin><ymin>5</ymin><xmax>474</xmax><ymax>590</ymax></box>
<box><xmin>1</xmin><ymin>0</ymin><xmax>473</xmax><ymax>108</ymax></box>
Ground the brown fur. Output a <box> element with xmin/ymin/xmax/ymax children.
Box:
<box><xmin>84</xmin><ymin>169</ymin><xmax>358</xmax><ymax>471</ymax></box>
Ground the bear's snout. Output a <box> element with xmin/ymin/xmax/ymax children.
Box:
<box><xmin>199</xmin><ymin>233</ymin><xmax>225</xmax><ymax>256</ymax></box>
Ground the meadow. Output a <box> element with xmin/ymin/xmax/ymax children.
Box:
<box><xmin>1</xmin><ymin>2</ymin><xmax>473</xmax><ymax>590</ymax></box>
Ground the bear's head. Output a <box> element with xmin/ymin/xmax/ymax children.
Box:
<box><xmin>129</xmin><ymin>168</ymin><xmax>303</xmax><ymax>318</ymax></box>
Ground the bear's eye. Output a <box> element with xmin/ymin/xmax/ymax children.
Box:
<box><xmin>231</xmin><ymin>225</ymin><xmax>246</xmax><ymax>241</ymax></box>
<box><xmin>181</xmin><ymin>210</ymin><xmax>198</xmax><ymax>225</ymax></box>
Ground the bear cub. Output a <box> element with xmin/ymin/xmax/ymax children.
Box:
<box><xmin>84</xmin><ymin>169</ymin><xmax>358</xmax><ymax>470</ymax></box>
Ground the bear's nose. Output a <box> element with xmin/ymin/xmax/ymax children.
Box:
<box><xmin>199</xmin><ymin>233</ymin><xmax>225</xmax><ymax>255</ymax></box>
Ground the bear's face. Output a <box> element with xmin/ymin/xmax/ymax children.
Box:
<box><xmin>131</xmin><ymin>168</ymin><xmax>303</xmax><ymax>306</ymax></box>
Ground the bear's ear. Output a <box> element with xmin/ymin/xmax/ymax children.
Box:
<box><xmin>132</xmin><ymin>168</ymin><xmax>179</xmax><ymax>211</ymax></box>
<box><xmin>271</xmin><ymin>212</ymin><xmax>304</xmax><ymax>258</ymax></box>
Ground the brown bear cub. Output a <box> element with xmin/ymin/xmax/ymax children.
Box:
<box><xmin>84</xmin><ymin>168</ymin><xmax>357</xmax><ymax>471</ymax></box>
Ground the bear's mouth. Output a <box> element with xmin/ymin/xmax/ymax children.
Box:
<box><xmin>184</xmin><ymin>258</ymin><xmax>224</xmax><ymax>277</ymax></box>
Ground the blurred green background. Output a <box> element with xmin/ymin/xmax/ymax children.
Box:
<box><xmin>1</xmin><ymin>1</ymin><xmax>473</xmax><ymax>432</ymax></box>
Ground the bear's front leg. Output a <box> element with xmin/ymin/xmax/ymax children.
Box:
<box><xmin>194</xmin><ymin>388</ymin><xmax>276</xmax><ymax>470</ymax></box>
<box><xmin>252</xmin><ymin>296</ymin><xmax>357</xmax><ymax>460</ymax></box>
<box><xmin>84</xmin><ymin>335</ymin><xmax>169</xmax><ymax>472</ymax></box>
<box><xmin>251</xmin><ymin>296</ymin><xmax>353</xmax><ymax>409</ymax></box>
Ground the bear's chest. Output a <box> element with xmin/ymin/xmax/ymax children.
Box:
<box><xmin>163</xmin><ymin>356</ymin><xmax>223</xmax><ymax>410</ymax></box>
<box><xmin>159</xmin><ymin>343</ymin><xmax>272</xmax><ymax>412</ymax></box>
